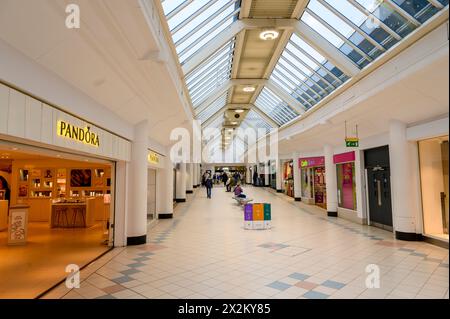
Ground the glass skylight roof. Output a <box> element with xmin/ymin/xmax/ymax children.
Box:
<box><xmin>161</xmin><ymin>0</ymin><xmax>241</xmax><ymax>65</ymax></box>
<box><xmin>271</xmin><ymin>33</ymin><xmax>349</xmax><ymax>109</ymax></box>
<box><xmin>159</xmin><ymin>0</ymin><xmax>448</xmax><ymax>145</ymax></box>
<box><xmin>255</xmin><ymin>88</ymin><xmax>299</xmax><ymax>126</ymax></box>
<box><xmin>241</xmin><ymin>110</ymin><xmax>275</xmax><ymax>132</ymax></box>
<box><xmin>301</xmin><ymin>0</ymin><xmax>447</xmax><ymax>68</ymax></box>
<box><xmin>197</xmin><ymin>92</ymin><xmax>228</xmax><ymax>124</ymax></box>
<box><xmin>185</xmin><ymin>39</ymin><xmax>235</xmax><ymax>109</ymax></box>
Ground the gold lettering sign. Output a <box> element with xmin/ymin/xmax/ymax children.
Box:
<box><xmin>57</xmin><ymin>120</ymin><xmax>100</xmax><ymax>148</ymax></box>
<box><xmin>148</xmin><ymin>152</ymin><xmax>159</xmax><ymax>165</ymax></box>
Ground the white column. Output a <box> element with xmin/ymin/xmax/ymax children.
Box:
<box><xmin>157</xmin><ymin>159</ymin><xmax>174</xmax><ymax>218</ymax></box>
<box><xmin>246</xmin><ymin>165</ymin><xmax>252</xmax><ymax>184</ymax></box>
<box><xmin>193</xmin><ymin>164</ymin><xmax>198</xmax><ymax>187</ymax></box>
<box><xmin>196</xmin><ymin>163</ymin><xmax>200</xmax><ymax>186</ymax></box>
<box><xmin>276</xmin><ymin>159</ymin><xmax>282</xmax><ymax>192</ymax></box>
<box><xmin>389</xmin><ymin>120</ymin><xmax>420</xmax><ymax>240</ymax></box>
<box><xmin>293</xmin><ymin>153</ymin><xmax>301</xmax><ymax>201</ymax></box>
<box><xmin>324</xmin><ymin>144</ymin><xmax>338</xmax><ymax>217</ymax></box>
<box><xmin>186</xmin><ymin>163</ymin><xmax>193</xmax><ymax>194</ymax></box>
<box><xmin>262</xmin><ymin>163</ymin><xmax>268</xmax><ymax>186</ymax></box>
<box><xmin>176</xmin><ymin>162</ymin><xmax>187</xmax><ymax>202</ymax></box>
<box><xmin>355</xmin><ymin>150</ymin><xmax>367</xmax><ymax>223</ymax></box>
<box><xmin>127</xmin><ymin>120</ymin><xmax>148</xmax><ymax>245</ymax></box>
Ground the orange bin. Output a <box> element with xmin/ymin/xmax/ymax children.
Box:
<box><xmin>253</xmin><ymin>203</ymin><xmax>264</xmax><ymax>221</ymax></box>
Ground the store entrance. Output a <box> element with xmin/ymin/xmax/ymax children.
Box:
<box><xmin>0</xmin><ymin>141</ymin><xmax>114</xmax><ymax>298</ymax></box>
<box><xmin>365</xmin><ymin>146</ymin><xmax>393</xmax><ymax>231</ymax></box>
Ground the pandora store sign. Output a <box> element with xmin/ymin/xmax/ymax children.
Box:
<box><xmin>57</xmin><ymin>120</ymin><xmax>100</xmax><ymax>148</ymax></box>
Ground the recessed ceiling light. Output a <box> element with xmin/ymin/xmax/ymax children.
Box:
<box><xmin>235</xmin><ymin>109</ymin><xmax>245</xmax><ymax>113</ymax></box>
<box><xmin>260</xmin><ymin>29</ymin><xmax>279</xmax><ymax>41</ymax></box>
<box><xmin>243</xmin><ymin>86</ymin><xmax>255</xmax><ymax>93</ymax></box>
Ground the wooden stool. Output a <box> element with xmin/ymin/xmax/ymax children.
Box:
<box><xmin>55</xmin><ymin>207</ymin><xmax>69</xmax><ymax>228</ymax></box>
<box><xmin>72</xmin><ymin>207</ymin><xmax>86</xmax><ymax>228</ymax></box>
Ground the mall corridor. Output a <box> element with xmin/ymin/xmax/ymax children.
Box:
<box><xmin>44</xmin><ymin>186</ymin><xmax>449</xmax><ymax>300</ymax></box>
<box><xmin>0</xmin><ymin>0</ymin><xmax>448</xmax><ymax>305</ymax></box>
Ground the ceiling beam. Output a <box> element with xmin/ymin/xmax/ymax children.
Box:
<box><xmin>231</xmin><ymin>78</ymin><xmax>267</xmax><ymax>86</ymax></box>
<box><xmin>241</xmin><ymin>18</ymin><xmax>297</xmax><ymax>29</ymax></box>
<box><xmin>239</xmin><ymin>0</ymin><xmax>252</xmax><ymax>19</ymax></box>
<box><xmin>195</xmin><ymin>81</ymin><xmax>232</xmax><ymax>114</ymax></box>
<box><xmin>291</xmin><ymin>0</ymin><xmax>309</xmax><ymax>19</ymax></box>
<box><xmin>265</xmin><ymin>80</ymin><xmax>307</xmax><ymax>114</ymax></box>
<box><xmin>251</xmin><ymin>104</ymin><xmax>280</xmax><ymax>128</ymax></box>
<box><xmin>294</xmin><ymin>21</ymin><xmax>360</xmax><ymax>77</ymax></box>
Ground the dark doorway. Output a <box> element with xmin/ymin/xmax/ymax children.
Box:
<box><xmin>365</xmin><ymin>146</ymin><xmax>393</xmax><ymax>231</ymax></box>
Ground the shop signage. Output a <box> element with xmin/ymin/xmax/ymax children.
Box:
<box><xmin>299</xmin><ymin>156</ymin><xmax>325</xmax><ymax>169</ymax></box>
<box><xmin>334</xmin><ymin>151</ymin><xmax>356</xmax><ymax>164</ymax></box>
<box><xmin>57</xmin><ymin>120</ymin><xmax>100</xmax><ymax>147</ymax></box>
<box><xmin>148</xmin><ymin>151</ymin><xmax>160</xmax><ymax>165</ymax></box>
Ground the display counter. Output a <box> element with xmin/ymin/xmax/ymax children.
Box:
<box><xmin>51</xmin><ymin>202</ymin><xmax>87</xmax><ymax>228</ymax></box>
<box><xmin>0</xmin><ymin>200</ymin><xmax>8</xmax><ymax>231</ymax></box>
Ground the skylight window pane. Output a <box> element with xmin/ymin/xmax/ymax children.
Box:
<box><xmin>269</xmin><ymin>32</ymin><xmax>349</xmax><ymax>110</ymax></box>
<box><xmin>184</xmin><ymin>39</ymin><xmax>235</xmax><ymax>109</ymax></box>
<box><xmin>243</xmin><ymin>110</ymin><xmax>274</xmax><ymax>131</ymax></box>
<box><xmin>197</xmin><ymin>93</ymin><xmax>227</xmax><ymax>123</ymax></box>
<box><xmin>308</xmin><ymin>0</ymin><xmax>381</xmax><ymax>60</ymax></box>
<box><xmin>391</xmin><ymin>0</ymin><xmax>439</xmax><ymax>23</ymax></box>
<box><xmin>255</xmin><ymin>89</ymin><xmax>299</xmax><ymax>126</ymax></box>
<box><xmin>161</xmin><ymin>0</ymin><xmax>185</xmax><ymax>15</ymax></box>
<box><xmin>322</xmin><ymin>0</ymin><xmax>397</xmax><ymax>49</ymax></box>
<box><xmin>163</xmin><ymin>0</ymin><xmax>240</xmax><ymax>65</ymax></box>
<box><xmin>302</xmin><ymin>12</ymin><xmax>344</xmax><ymax>48</ymax></box>
<box><xmin>355</xmin><ymin>0</ymin><xmax>417</xmax><ymax>38</ymax></box>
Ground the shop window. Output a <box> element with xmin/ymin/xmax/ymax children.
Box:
<box><xmin>419</xmin><ymin>136</ymin><xmax>449</xmax><ymax>240</ymax></box>
<box><xmin>336</xmin><ymin>162</ymin><xmax>357</xmax><ymax>211</ymax></box>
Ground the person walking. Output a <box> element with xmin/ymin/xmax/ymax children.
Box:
<box><xmin>222</xmin><ymin>172</ymin><xmax>228</xmax><ymax>188</ymax></box>
<box><xmin>205</xmin><ymin>174</ymin><xmax>213</xmax><ymax>199</ymax></box>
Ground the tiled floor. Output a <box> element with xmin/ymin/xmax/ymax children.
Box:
<box><xmin>44</xmin><ymin>186</ymin><xmax>449</xmax><ymax>299</ymax></box>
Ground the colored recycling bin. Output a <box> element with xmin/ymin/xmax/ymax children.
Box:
<box><xmin>243</xmin><ymin>203</ymin><xmax>271</xmax><ymax>230</ymax></box>
<box><xmin>244</xmin><ymin>204</ymin><xmax>253</xmax><ymax>221</ymax></box>
<box><xmin>264</xmin><ymin>203</ymin><xmax>271</xmax><ymax>220</ymax></box>
<box><xmin>253</xmin><ymin>204</ymin><xmax>264</xmax><ymax>221</ymax></box>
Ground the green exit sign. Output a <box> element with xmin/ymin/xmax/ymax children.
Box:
<box><xmin>346</xmin><ymin>138</ymin><xmax>359</xmax><ymax>148</ymax></box>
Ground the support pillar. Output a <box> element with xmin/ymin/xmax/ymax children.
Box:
<box><xmin>263</xmin><ymin>163</ymin><xmax>268</xmax><ymax>187</ymax></box>
<box><xmin>276</xmin><ymin>159</ymin><xmax>282</xmax><ymax>193</ymax></box>
<box><xmin>158</xmin><ymin>158</ymin><xmax>174</xmax><ymax>219</ymax></box>
<box><xmin>127</xmin><ymin>120</ymin><xmax>148</xmax><ymax>245</ymax></box>
<box><xmin>293</xmin><ymin>153</ymin><xmax>302</xmax><ymax>201</ymax></box>
<box><xmin>186</xmin><ymin>163</ymin><xmax>193</xmax><ymax>194</ymax></box>
<box><xmin>324</xmin><ymin>144</ymin><xmax>338</xmax><ymax>217</ymax></box>
<box><xmin>389</xmin><ymin>120</ymin><xmax>421</xmax><ymax>241</ymax></box>
<box><xmin>176</xmin><ymin>162</ymin><xmax>186</xmax><ymax>202</ymax></box>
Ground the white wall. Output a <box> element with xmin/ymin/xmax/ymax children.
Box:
<box><xmin>0</xmin><ymin>39</ymin><xmax>133</xmax><ymax>140</ymax></box>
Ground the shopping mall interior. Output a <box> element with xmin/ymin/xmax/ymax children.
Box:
<box><xmin>0</xmin><ymin>0</ymin><xmax>448</xmax><ymax>301</ymax></box>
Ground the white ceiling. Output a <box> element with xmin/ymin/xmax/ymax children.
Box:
<box><xmin>0</xmin><ymin>0</ymin><xmax>190</xmax><ymax>146</ymax></box>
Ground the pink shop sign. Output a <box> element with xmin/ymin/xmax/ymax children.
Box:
<box><xmin>333</xmin><ymin>151</ymin><xmax>356</xmax><ymax>164</ymax></box>
<box><xmin>299</xmin><ymin>156</ymin><xmax>325</xmax><ymax>169</ymax></box>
